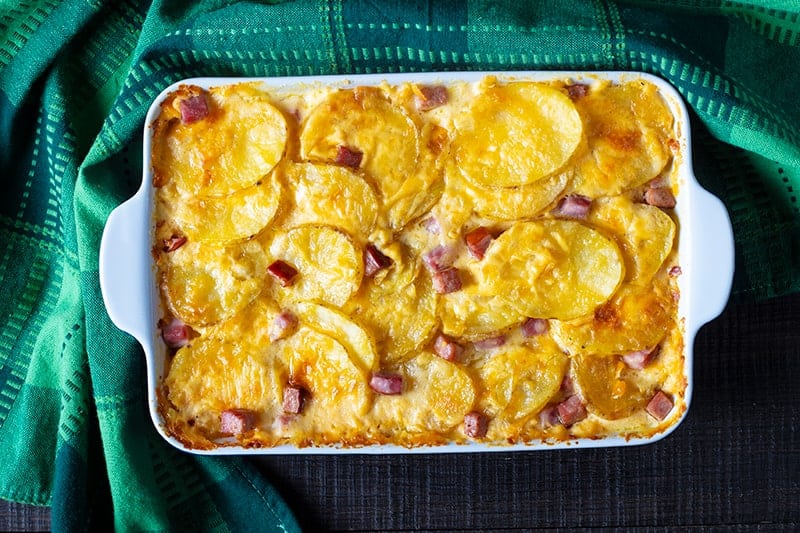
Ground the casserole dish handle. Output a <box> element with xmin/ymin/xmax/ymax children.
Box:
<box><xmin>688</xmin><ymin>184</ymin><xmax>735</xmax><ymax>329</ymax></box>
<box><xmin>99</xmin><ymin>185</ymin><xmax>152</xmax><ymax>343</ymax></box>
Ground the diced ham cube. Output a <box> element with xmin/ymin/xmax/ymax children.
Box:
<box><xmin>219</xmin><ymin>409</ymin><xmax>255</xmax><ymax>435</ymax></box>
<box><xmin>473</xmin><ymin>335</ymin><xmax>506</xmax><ymax>350</ymax></box>
<box><xmin>539</xmin><ymin>406</ymin><xmax>561</xmax><ymax>428</ymax></box>
<box><xmin>622</xmin><ymin>346</ymin><xmax>660</xmax><ymax>370</ymax></box>
<box><xmin>416</xmin><ymin>85</ymin><xmax>449</xmax><ymax>111</ymax></box>
<box><xmin>422</xmin><ymin>244</ymin><xmax>456</xmax><ymax>272</ymax></box>
<box><xmin>433</xmin><ymin>334</ymin><xmax>463</xmax><ymax>362</ymax></box>
<box><xmin>161</xmin><ymin>317</ymin><xmax>190</xmax><ymax>349</ymax></box>
<box><xmin>364</xmin><ymin>244</ymin><xmax>393</xmax><ymax>277</ymax></box>
<box><xmin>268</xmin><ymin>260</ymin><xmax>298</xmax><ymax>287</ymax></box>
<box><xmin>179</xmin><ymin>94</ymin><xmax>209</xmax><ymax>124</ymax></box>
<box><xmin>464</xmin><ymin>226</ymin><xmax>494</xmax><ymax>260</ymax></box>
<box><xmin>646</xmin><ymin>390</ymin><xmax>674</xmax><ymax>421</ymax></box>
<box><xmin>432</xmin><ymin>267</ymin><xmax>462</xmax><ymax>294</ymax></box>
<box><xmin>557</xmin><ymin>395</ymin><xmax>587</xmax><ymax>426</ymax></box>
<box><xmin>644</xmin><ymin>187</ymin><xmax>676</xmax><ymax>209</ymax></box>
<box><xmin>463</xmin><ymin>411</ymin><xmax>489</xmax><ymax>438</ymax></box>
<box><xmin>560</xmin><ymin>374</ymin><xmax>575</xmax><ymax>395</ymax></box>
<box><xmin>269</xmin><ymin>310</ymin><xmax>298</xmax><ymax>342</ymax></box>
<box><xmin>521</xmin><ymin>318</ymin><xmax>548</xmax><ymax>337</ymax></box>
<box><xmin>565</xmin><ymin>83</ymin><xmax>589</xmax><ymax>100</ymax></box>
<box><xmin>162</xmin><ymin>235</ymin><xmax>187</xmax><ymax>253</ymax></box>
<box><xmin>553</xmin><ymin>195</ymin><xmax>592</xmax><ymax>219</ymax></box>
<box><xmin>282</xmin><ymin>385</ymin><xmax>306</xmax><ymax>414</ymax></box>
<box><xmin>669</xmin><ymin>265</ymin><xmax>682</xmax><ymax>277</ymax></box>
<box><xmin>369</xmin><ymin>372</ymin><xmax>403</xmax><ymax>395</ymax></box>
<box><xmin>335</xmin><ymin>145</ymin><xmax>363</xmax><ymax>168</ymax></box>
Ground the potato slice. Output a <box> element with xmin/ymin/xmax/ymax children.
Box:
<box><xmin>154</xmin><ymin>88</ymin><xmax>288</xmax><ymax>196</ymax></box>
<box><xmin>351</xmin><ymin>268</ymin><xmax>438</xmax><ymax>365</ymax></box>
<box><xmin>280</xmin><ymin>163</ymin><xmax>378</xmax><ymax>239</ymax></box>
<box><xmin>588</xmin><ymin>196</ymin><xmax>676</xmax><ymax>285</ymax></box>
<box><xmin>549</xmin><ymin>277</ymin><xmax>676</xmax><ymax>356</ymax></box>
<box><xmin>477</xmin><ymin>337</ymin><xmax>567</xmax><ymax>422</ymax></box>
<box><xmin>165</xmin><ymin>335</ymin><xmax>282</xmax><ymax>433</ymax></box>
<box><xmin>570</xmin><ymin>81</ymin><xmax>673</xmax><ymax>196</ymax></box>
<box><xmin>267</xmin><ymin>225</ymin><xmax>362</xmax><ymax>308</ymax></box>
<box><xmin>574</xmin><ymin>354</ymin><xmax>652</xmax><ymax>419</ymax></box>
<box><xmin>276</xmin><ymin>326</ymin><xmax>370</xmax><ymax>421</ymax></box>
<box><xmin>164</xmin><ymin>240</ymin><xmax>268</xmax><ymax>326</ymax></box>
<box><xmin>439</xmin><ymin>285</ymin><xmax>525</xmax><ymax>340</ymax></box>
<box><xmin>453</xmin><ymin>81</ymin><xmax>582</xmax><ymax>188</ymax></box>
<box><xmin>299</xmin><ymin>86</ymin><xmax>420</xmax><ymax>202</ymax></box>
<box><xmin>477</xmin><ymin>220</ymin><xmax>624</xmax><ymax>320</ymax></box>
<box><xmin>372</xmin><ymin>351</ymin><xmax>475</xmax><ymax>433</ymax></box>
<box><xmin>173</xmin><ymin>172</ymin><xmax>282</xmax><ymax>242</ymax></box>
<box><xmin>294</xmin><ymin>301</ymin><xmax>378</xmax><ymax>373</ymax></box>
<box><xmin>461</xmin><ymin>170</ymin><xmax>569</xmax><ymax>221</ymax></box>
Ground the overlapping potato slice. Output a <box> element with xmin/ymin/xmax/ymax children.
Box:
<box><xmin>461</xmin><ymin>170</ymin><xmax>569</xmax><ymax>221</ymax></box>
<box><xmin>477</xmin><ymin>337</ymin><xmax>567</xmax><ymax>422</ymax></box>
<box><xmin>372</xmin><ymin>351</ymin><xmax>475</xmax><ymax>433</ymax></box>
<box><xmin>267</xmin><ymin>225</ymin><xmax>362</xmax><ymax>307</ymax></box>
<box><xmin>293</xmin><ymin>302</ymin><xmax>377</xmax><ymax>373</ymax></box>
<box><xmin>164</xmin><ymin>240</ymin><xmax>268</xmax><ymax>326</ymax></box>
<box><xmin>588</xmin><ymin>196</ymin><xmax>676</xmax><ymax>285</ymax></box>
<box><xmin>384</xmin><ymin>123</ymin><xmax>448</xmax><ymax>230</ymax></box>
<box><xmin>453</xmin><ymin>81</ymin><xmax>582</xmax><ymax>188</ymax></box>
<box><xmin>173</xmin><ymin>172</ymin><xmax>282</xmax><ymax>242</ymax></box>
<box><xmin>570</xmin><ymin>81</ymin><xmax>673</xmax><ymax>196</ymax></box>
<box><xmin>165</xmin><ymin>335</ymin><xmax>282</xmax><ymax>433</ymax></box>
<box><xmin>299</xmin><ymin>86</ymin><xmax>420</xmax><ymax>202</ymax></box>
<box><xmin>550</xmin><ymin>277</ymin><xmax>676</xmax><ymax>356</ymax></box>
<box><xmin>574</xmin><ymin>354</ymin><xmax>652</xmax><ymax>419</ymax></box>
<box><xmin>439</xmin><ymin>286</ymin><xmax>525</xmax><ymax>340</ymax></box>
<box><xmin>280</xmin><ymin>163</ymin><xmax>378</xmax><ymax>239</ymax></box>
<box><xmin>276</xmin><ymin>326</ymin><xmax>370</xmax><ymax>422</ymax></box>
<box><xmin>477</xmin><ymin>220</ymin><xmax>624</xmax><ymax>320</ymax></box>
<box><xmin>154</xmin><ymin>87</ymin><xmax>288</xmax><ymax>196</ymax></box>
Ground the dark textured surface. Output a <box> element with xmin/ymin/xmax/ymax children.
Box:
<box><xmin>2</xmin><ymin>293</ymin><xmax>799</xmax><ymax>531</ymax></box>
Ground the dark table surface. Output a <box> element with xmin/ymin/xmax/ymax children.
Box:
<box><xmin>3</xmin><ymin>292</ymin><xmax>799</xmax><ymax>531</ymax></box>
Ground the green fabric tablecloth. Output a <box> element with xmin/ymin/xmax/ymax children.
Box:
<box><xmin>1</xmin><ymin>1</ymin><xmax>798</xmax><ymax>530</ymax></box>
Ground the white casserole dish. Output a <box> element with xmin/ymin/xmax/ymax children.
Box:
<box><xmin>99</xmin><ymin>71</ymin><xmax>734</xmax><ymax>455</ymax></box>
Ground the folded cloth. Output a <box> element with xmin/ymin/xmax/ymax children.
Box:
<box><xmin>0</xmin><ymin>0</ymin><xmax>798</xmax><ymax>530</ymax></box>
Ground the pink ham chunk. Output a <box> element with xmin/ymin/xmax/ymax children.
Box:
<box><xmin>219</xmin><ymin>409</ymin><xmax>255</xmax><ymax>435</ymax></box>
<box><xmin>433</xmin><ymin>334</ymin><xmax>464</xmax><ymax>362</ymax></box>
<box><xmin>269</xmin><ymin>310</ymin><xmax>298</xmax><ymax>342</ymax></box>
<box><xmin>335</xmin><ymin>145</ymin><xmax>363</xmax><ymax>168</ymax></box>
<box><xmin>416</xmin><ymin>85</ymin><xmax>449</xmax><ymax>111</ymax></box>
<box><xmin>179</xmin><ymin>94</ymin><xmax>209</xmax><ymax>124</ymax></box>
<box><xmin>557</xmin><ymin>395</ymin><xmax>587</xmax><ymax>426</ymax></box>
<box><xmin>646</xmin><ymin>390</ymin><xmax>674</xmax><ymax>421</ymax></box>
<box><xmin>463</xmin><ymin>411</ymin><xmax>489</xmax><ymax>438</ymax></box>
<box><xmin>282</xmin><ymin>385</ymin><xmax>306</xmax><ymax>415</ymax></box>
<box><xmin>161</xmin><ymin>318</ymin><xmax>190</xmax><ymax>349</ymax></box>
<box><xmin>369</xmin><ymin>372</ymin><xmax>403</xmax><ymax>395</ymax></box>
<box><xmin>553</xmin><ymin>195</ymin><xmax>592</xmax><ymax>219</ymax></box>
<box><xmin>521</xmin><ymin>318</ymin><xmax>548</xmax><ymax>337</ymax></box>
<box><xmin>364</xmin><ymin>244</ymin><xmax>393</xmax><ymax>277</ymax></box>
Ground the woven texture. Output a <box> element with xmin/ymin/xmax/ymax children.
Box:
<box><xmin>0</xmin><ymin>1</ymin><xmax>798</xmax><ymax>531</ymax></box>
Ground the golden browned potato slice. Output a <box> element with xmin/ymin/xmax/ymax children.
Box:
<box><xmin>351</xmin><ymin>268</ymin><xmax>438</xmax><ymax>365</ymax></box>
<box><xmin>204</xmin><ymin>294</ymin><xmax>281</xmax><ymax>345</ymax></box>
<box><xmin>477</xmin><ymin>220</ymin><xmax>624</xmax><ymax>320</ymax></box>
<box><xmin>439</xmin><ymin>285</ymin><xmax>525</xmax><ymax>340</ymax></box>
<box><xmin>276</xmin><ymin>326</ymin><xmax>370</xmax><ymax>422</ymax></box>
<box><xmin>453</xmin><ymin>81</ymin><xmax>582</xmax><ymax>188</ymax></box>
<box><xmin>477</xmin><ymin>337</ymin><xmax>567</xmax><ymax>422</ymax></box>
<box><xmin>267</xmin><ymin>225</ymin><xmax>362</xmax><ymax>308</ymax></box>
<box><xmin>164</xmin><ymin>240</ymin><xmax>268</xmax><ymax>326</ymax></box>
<box><xmin>550</xmin><ymin>277</ymin><xmax>676</xmax><ymax>356</ymax></box>
<box><xmin>294</xmin><ymin>301</ymin><xmax>378</xmax><ymax>373</ymax></box>
<box><xmin>588</xmin><ymin>196</ymin><xmax>676</xmax><ymax>285</ymax></box>
<box><xmin>165</xmin><ymin>335</ymin><xmax>283</xmax><ymax>434</ymax></box>
<box><xmin>574</xmin><ymin>354</ymin><xmax>652</xmax><ymax>419</ymax></box>
<box><xmin>570</xmin><ymin>81</ymin><xmax>673</xmax><ymax>196</ymax></box>
<box><xmin>299</xmin><ymin>86</ymin><xmax>420</xmax><ymax>202</ymax></box>
<box><xmin>461</xmin><ymin>170</ymin><xmax>569</xmax><ymax>221</ymax></box>
<box><xmin>384</xmin><ymin>123</ymin><xmax>448</xmax><ymax>230</ymax></box>
<box><xmin>280</xmin><ymin>163</ymin><xmax>378</xmax><ymax>239</ymax></box>
<box><xmin>173</xmin><ymin>171</ymin><xmax>282</xmax><ymax>242</ymax></box>
<box><xmin>154</xmin><ymin>87</ymin><xmax>288</xmax><ymax>196</ymax></box>
<box><xmin>372</xmin><ymin>351</ymin><xmax>475</xmax><ymax>433</ymax></box>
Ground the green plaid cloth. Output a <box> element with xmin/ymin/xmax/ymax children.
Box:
<box><xmin>1</xmin><ymin>0</ymin><xmax>798</xmax><ymax>530</ymax></box>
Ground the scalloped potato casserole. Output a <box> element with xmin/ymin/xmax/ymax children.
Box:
<box><xmin>152</xmin><ymin>76</ymin><xmax>686</xmax><ymax>450</ymax></box>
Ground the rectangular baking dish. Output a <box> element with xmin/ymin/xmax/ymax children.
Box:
<box><xmin>99</xmin><ymin>71</ymin><xmax>734</xmax><ymax>455</ymax></box>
